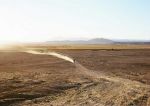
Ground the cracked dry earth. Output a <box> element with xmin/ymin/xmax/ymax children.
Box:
<box><xmin>0</xmin><ymin>50</ymin><xmax>150</xmax><ymax>106</ymax></box>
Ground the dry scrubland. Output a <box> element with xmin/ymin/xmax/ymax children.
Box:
<box><xmin>0</xmin><ymin>44</ymin><xmax>150</xmax><ymax>106</ymax></box>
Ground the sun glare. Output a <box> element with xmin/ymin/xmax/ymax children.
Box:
<box><xmin>0</xmin><ymin>40</ymin><xmax>17</xmax><ymax>50</ymax></box>
<box><xmin>0</xmin><ymin>40</ymin><xmax>17</xmax><ymax>44</ymax></box>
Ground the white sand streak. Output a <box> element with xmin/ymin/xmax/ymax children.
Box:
<box><xmin>25</xmin><ymin>50</ymin><xmax>74</xmax><ymax>63</ymax></box>
<box><xmin>25</xmin><ymin>50</ymin><xmax>149</xmax><ymax>87</ymax></box>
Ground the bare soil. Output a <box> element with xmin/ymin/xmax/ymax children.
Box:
<box><xmin>57</xmin><ymin>49</ymin><xmax>150</xmax><ymax>84</ymax></box>
<box><xmin>0</xmin><ymin>48</ymin><xmax>150</xmax><ymax>106</ymax></box>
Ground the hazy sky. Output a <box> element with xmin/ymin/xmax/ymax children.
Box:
<box><xmin>0</xmin><ymin>0</ymin><xmax>150</xmax><ymax>43</ymax></box>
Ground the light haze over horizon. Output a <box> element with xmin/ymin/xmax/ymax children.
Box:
<box><xmin>0</xmin><ymin>0</ymin><xmax>150</xmax><ymax>44</ymax></box>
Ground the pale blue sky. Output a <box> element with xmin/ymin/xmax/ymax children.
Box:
<box><xmin>0</xmin><ymin>0</ymin><xmax>150</xmax><ymax>43</ymax></box>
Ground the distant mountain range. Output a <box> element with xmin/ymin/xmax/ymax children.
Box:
<box><xmin>46</xmin><ymin>38</ymin><xmax>150</xmax><ymax>44</ymax></box>
<box><xmin>46</xmin><ymin>38</ymin><xmax>114</xmax><ymax>44</ymax></box>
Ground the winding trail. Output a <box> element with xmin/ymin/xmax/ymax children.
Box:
<box><xmin>25</xmin><ymin>50</ymin><xmax>150</xmax><ymax>88</ymax></box>
<box><xmin>25</xmin><ymin>50</ymin><xmax>99</xmax><ymax>78</ymax></box>
<box><xmin>25</xmin><ymin>50</ymin><xmax>94</xmax><ymax>77</ymax></box>
<box><xmin>24</xmin><ymin>51</ymin><xmax>123</xmax><ymax>80</ymax></box>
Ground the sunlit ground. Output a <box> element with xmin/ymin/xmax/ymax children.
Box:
<box><xmin>0</xmin><ymin>41</ymin><xmax>18</xmax><ymax>50</ymax></box>
<box><xmin>0</xmin><ymin>44</ymin><xmax>12</xmax><ymax>50</ymax></box>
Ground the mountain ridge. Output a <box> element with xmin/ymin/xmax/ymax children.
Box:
<box><xmin>46</xmin><ymin>38</ymin><xmax>115</xmax><ymax>44</ymax></box>
<box><xmin>45</xmin><ymin>38</ymin><xmax>150</xmax><ymax>44</ymax></box>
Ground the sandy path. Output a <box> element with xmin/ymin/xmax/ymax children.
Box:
<box><xmin>25</xmin><ymin>50</ymin><xmax>150</xmax><ymax>88</ymax></box>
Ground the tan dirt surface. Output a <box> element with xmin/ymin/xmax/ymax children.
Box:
<box><xmin>0</xmin><ymin>48</ymin><xmax>150</xmax><ymax>106</ymax></box>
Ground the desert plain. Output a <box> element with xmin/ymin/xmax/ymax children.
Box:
<box><xmin>0</xmin><ymin>44</ymin><xmax>150</xmax><ymax>106</ymax></box>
